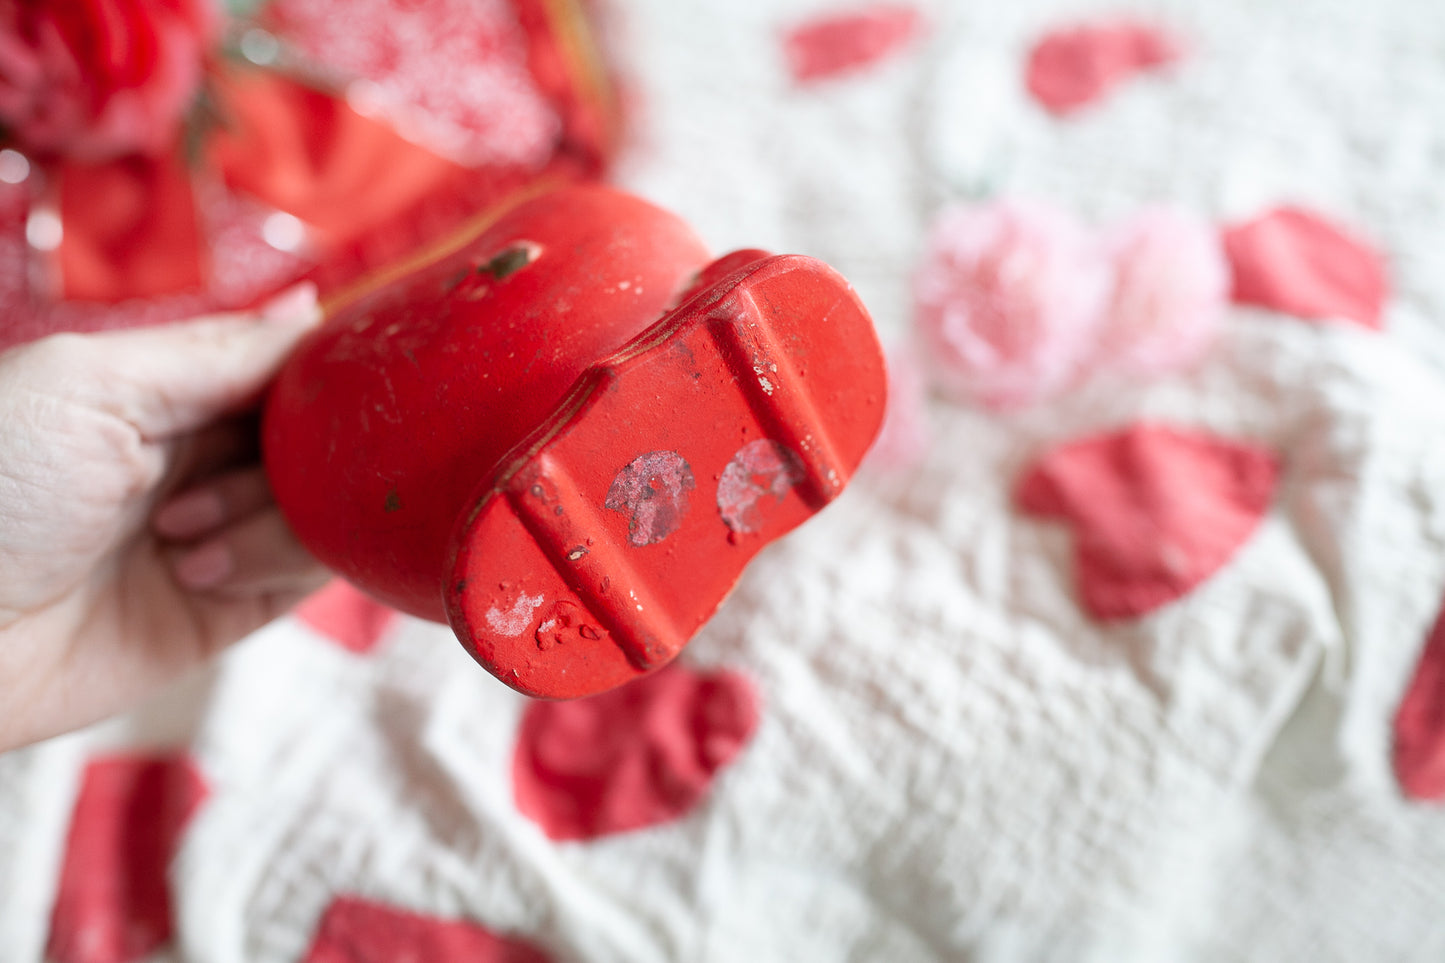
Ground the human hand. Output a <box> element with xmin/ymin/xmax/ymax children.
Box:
<box><xmin>0</xmin><ymin>287</ymin><xmax>329</xmax><ymax>752</ymax></box>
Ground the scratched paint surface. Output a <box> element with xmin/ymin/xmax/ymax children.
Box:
<box><xmin>604</xmin><ymin>450</ymin><xmax>697</xmax><ymax>546</ymax></box>
<box><xmin>717</xmin><ymin>439</ymin><xmax>805</xmax><ymax>533</ymax></box>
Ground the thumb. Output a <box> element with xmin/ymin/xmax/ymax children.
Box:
<box><xmin>75</xmin><ymin>284</ymin><xmax>323</xmax><ymax>441</ymax></box>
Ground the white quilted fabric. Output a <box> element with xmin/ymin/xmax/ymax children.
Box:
<box><xmin>5</xmin><ymin>0</ymin><xmax>1445</xmax><ymax>960</ymax></box>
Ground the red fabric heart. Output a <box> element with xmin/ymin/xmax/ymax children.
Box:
<box><xmin>513</xmin><ymin>664</ymin><xmax>759</xmax><ymax>840</ymax></box>
<box><xmin>1222</xmin><ymin>206</ymin><xmax>1388</xmax><ymax>329</ymax></box>
<box><xmin>1393</xmin><ymin>601</ymin><xmax>1445</xmax><ymax>801</ymax></box>
<box><xmin>296</xmin><ymin>580</ymin><xmax>398</xmax><ymax>655</ymax></box>
<box><xmin>782</xmin><ymin>4</ymin><xmax>922</xmax><ymax>84</ymax></box>
<box><xmin>1016</xmin><ymin>424</ymin><xmax>1279</xmax><ymax>620</ymax></box>
<box><xmin>1025</xmin><ymin>21</ymin><xmax>1182</xmax><ymax>116</ymax></box>
<box><xmin>302</xmin><ymin>895</ymin><xmax>549</xmax><ymax>963</ymax></box>
<box><xmin>46</xmin><ymin>754</ymin><xmax>208</xmax><ymax>963</ymax></box>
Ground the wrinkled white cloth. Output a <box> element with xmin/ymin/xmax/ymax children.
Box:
<box><xmin>6</xmin><ymin>0</ymin><xmax>1445</xmax><ymax>960</ymax></box>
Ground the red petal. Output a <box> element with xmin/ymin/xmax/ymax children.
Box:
<box><xmin>1016</xmin><ymin>424</ymin><xmax>1278</xmax><ymax>619</ymax></box>
<box><xmin>782</xmin><ymin>4</ymin><xmax>922</xmax><ymax>83</ymax></box>
<box><xmin>46</xmin><ymin>754</ymin><xmax>208</xmax><ymax>963</ymax></box>
<box><xmin>296</xmin><ymin>580</ymin><xmax>398</xmax><ymax>654</ymax></box>
<box><xmin>1394</xmin><ymin>603</ymin><xmax>1445</xmax><ymax>800</ymax></box>
<box><xmin>1222</xmin><ymin>206</ymin><xmax>1388</xmax><ymax>329</ymax></box>
<box><xmin>513</xmin><ymin>664</ymin><xmax>759</xmax><ymax>840</ymax></box>
<box><xmin>302</xmin><ymin>895</ymin><xmax>549</xmax><ymax>963</ymax></box>
<box><xmin>1025</xmin><ymin>21</ymin><xmax>1183</xmax><ymax>115</ymax></box>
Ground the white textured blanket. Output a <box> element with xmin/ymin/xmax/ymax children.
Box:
<box><xmin>5</xmin><ymin>0</ymin><xmax>1445</xmax><ymax>960</ymax></box>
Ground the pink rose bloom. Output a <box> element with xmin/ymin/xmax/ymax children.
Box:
<box><xmin>1098</xmin><ymin>207</ymin><xmax>1228</xmax><ymax>376</ymax></box>
<box><xmin>0</xmin><ymin>0</ymin><xmax>218</xmax><ymax>161</ymax></box>
<box><xmin>913</xmin><ymin>199</ymin><xmax>1111</xmax><ymax>409</ymax></box>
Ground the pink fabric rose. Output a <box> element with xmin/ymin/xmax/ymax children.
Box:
<box><xmin>1096</xmin><ymin>207</ymin><xmax>1228</xmax><ymax>376</ymax></box>
<box><xmin>913</xmin><ymin>199</ymin><xmax>1111</xmax><ymax>409</ymax></box>
<box><xmin>0</xmin><ymin>0</ymin><xmax>218</xmax><ymax>161</ymax></box>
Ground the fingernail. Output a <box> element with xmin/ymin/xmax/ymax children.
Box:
<box><xmin>153</xmin><ymin>490</ymin><xmax>226</xmax><ymax>539</ymax></box>
<box><xmin>260</xmin><ymin>282</ymin><xmax>320</xmax><ymax>324</ymax></box>
<box><xmin>174</xmin><ymin>542</ymin><xmax>233</xmax><ymax>590</ymax></box>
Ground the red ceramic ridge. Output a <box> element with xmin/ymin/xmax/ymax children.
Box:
<box><xmin>1025</xmin><ymin>21</ymin><xmax>1183</xmax><ymax>116</ymax></box>
<box><xmin>782</xmin><ymin>4</ymin><xmax>922</xmax><ymax>83</ymax></box>
<box><xmin>1222</xmin><ymin>206</ymin><xmax>1388</xmax><ymax>329</ymax></box>
<box><xmin>1394</xmin><ymin>600</ymin><xmax>1445</xmax><ymax>801</ymax></box>
<box><xmin>302</xmin><ymin>895</ymin><xmax>549</xmax><ymax>963</ymax></box>
<box><xmin>512</xmin><ymin>664</ymin><xmax>759</xmax><ymax>840</ymax></box>
<box><xmin>46</xmin><ymin>754</ymin><xmax>209</xmax><ymax>963</ymax></box>
<box><xmin>296</xmin><ymin>580</ymin><xmax>398</xmax><ymax>655</ymax></box>
<box><xmin>1016</xmin><ymin>423</ymin><xmax>1279</xmax><ymax>619</ymax></box>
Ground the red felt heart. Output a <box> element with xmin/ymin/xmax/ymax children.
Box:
<box><xmin>1393</xmin><ymin>601</ymin><xmax>1445</xmax><ymax>801</ymax></box>
<box><xmin>296</xmin><ymin>580</ymin><xmax>398</xmax><ymax>655</ymax></box>
<box><xmin>302</xmin><ymin>895</ymin><xmax>549</xmax><ymax>963</ymax></box>
<box><xmin>782</xmin><ymin>4</ymin><xmax>922</xmax><ymax>84</ymax></box>
<box><xmin>512</xmin><ymin>664</ymin><xmax>759</xmax><ymax>840</ymax></box>
<box><xmin>46</xmin><ymin>754</ymin><xmax>208</xmax><ymax>963</ymax></box>
<box><xmin>1222</xmin><ymin>206</ymin><xmax>1388</xmax><ymax>329</ymax></box>
<box><xmin>1016</xmin><ymin>423</ymin><xmax>1279</xmax><ymax>620</ymax></box>
<box><xmin>1025</xmin><ymin>21</ymin><xmax>1183</xmax><ymax>116</ymax></box>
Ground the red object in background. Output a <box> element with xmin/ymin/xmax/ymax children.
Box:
<box><xmin>1394</xmin><ymin>601</ymin><xmax>1445</xmax><ymax>801</ymax></box>
<box><xmin>296</xmin><ymin>580</ymin><xmax>399</xmax><ymax>655</ymax></box>
<box><xmin>513</xmin><ymin>664</ymin><xmax>759</xmax><ymax>840</ymax></box>
<box><xmin>264</xmin><ymin>185</ymin><xmax>888</xmax><ymax>699</ymax></box>
<box><xmin>782</xmin><ymin>4</ymin><xmax>922</xmax><ymax>83</ymax></box>
<box><xmin>1222</xmin><ymin>206</ymin><xmax>1388</xmax><ymax>329</ymax></box>
<box><xmin>55</xmin><ymin>150</ymin><xmax>206</xmax><ymax>302</ymax></box>
<box><xmin>46</xmin><ymin>754</ymin><xmax>208</xmax><ymax>963</ymax></box>
<box><xmin>1016</xmin><ymin>423</ymin><xmax>1278</xmax><ymax>620</ymax></box>
<box><xmin>1025</xmin><ymin>21</ymin><xmax>1182</xmax><ymax>116</ymax></box>
<box><xmin>302</xmin><ymin>895</ymin><xmax>550</xmax><ymax>963</ymax></box>
<box><xmin>2</xmin><ymin>0</ymin><xmax>620</xmax><ymax>348</ymax></box>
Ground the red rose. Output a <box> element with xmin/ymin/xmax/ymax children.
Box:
<box><xmin>0</xmin><ymin>0</ymin><xmax>217</xmax><ymax>161</ymax></box>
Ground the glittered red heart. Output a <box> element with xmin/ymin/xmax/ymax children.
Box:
<box><xmin>512</xmin><ymin>663</ymin><xmax>759</xmax><ymax>840</ymax></box>
<box><xmin>46</xmin><ymin>754</ymin><xmax>208</xmax><ymax>963</ymax></box>
<box><xmin>1222</xmin><ymin>206</ymin><xmax>1388</xmax><ymax>329</ymax></box>
<box><xmin>1016</xmin><ymin>423</ymin><xmax>1279</xmax><ymax>620</ymax></box>
<box><xmin>1393</xmin><ymin>600</ymin><xmax>1445</xmax><ymax>801</ymax></box>
<box><xmin>301</xmin><ymin>896</ymin><xmax>549</xmax><ymax>963</ymax></box>
<box><xmin>296</xmin><ymin>580</ymin><xmax>398</xmax><ymax>655</ymax></box>
<box><xmin>782</xmin><ymin>4</ymin><xmax>922</xmax><ymax>84</ymax></box>
<box><xmin>1025</xmin><ymin>21</ymin><xmax>1183</xmax><ymax>115</ymax></box>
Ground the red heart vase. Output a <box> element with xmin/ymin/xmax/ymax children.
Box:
<box><xmin>263</xmin><ymin>185</ymin><xmax>887</xmax><ymax>697</ymax></box>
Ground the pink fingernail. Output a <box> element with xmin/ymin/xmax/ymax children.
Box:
<box><xmin>260</xmin><ymin>282</ymin><xmax>320</xmax><ymax>323</ymax></box>
<box><xmin>153</xmin><ymin>490</ymin><xmax>226</xmax><ymax>538</ymax></box>
<box><xmin>174</xmin><ymin>542</ymin><xmax>233</xmax><ymax>590</ymax></box>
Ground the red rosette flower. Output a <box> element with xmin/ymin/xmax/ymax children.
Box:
<box><xmin>0</xmin><ymin>0</ymin><xmax>218</xmax><ymax>161</ymax></box>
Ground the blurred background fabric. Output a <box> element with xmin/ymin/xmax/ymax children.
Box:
<box><xmin>4</xmin><ymin>0</ymin><xmax>1445</xmax><ymax>960</ymax></box>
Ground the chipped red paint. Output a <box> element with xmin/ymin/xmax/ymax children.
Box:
<box><xmin>302</xmin><ymin>895</ymin><xmax>550</xmax><ymax>963</ymax></box>
<box><xmin>265</xmin><ymin>185</ymin><xmax>887</xmax><ymax>699</ymax></box>
<box><xmin>1222</xmin><ymin>206</ymin><xmax>1388</xmax><ymax>329</ymax></box>
<box><xmin>1394</xmin><ymin>601</ymin><xmax>1445</xmax><ymax>801</ymax></box>
<box><xmin>717</xmin><ymin>439</ymin><xmax>806</xmax><ymax>533</ymax></box>
<box><xmin>513</xmin><ymin>664</ymin><xmax>759</xmax><ymax>840</ymax></box>
<box><xmin>46</xmin><ymin>755</ymin><xmax>208</xmax><ymax>963</ymax></box>
<box><xmin>782</xmin><ymin>4</ymin><xmax>922</xmax><ymax>83</ymax></box>
<box><xmin>1016</xmin><ymin>424</ymin><xmax>1278</xmax><ymax>620</ymax></box>
<box><xmin>605</xmin><ymin>450</ymin><xmax>696</xmax><ymax>546</ymax></box>
<box><xmin>1025</xmin><ymin>21</ymin><xmax>1182</xmax><ymax>115</ymax></box>
<box><xmin>295</xmin><ymin>580</ymin><xmax>398</xmax><ymax>655</ymax></box>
